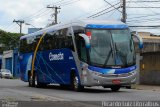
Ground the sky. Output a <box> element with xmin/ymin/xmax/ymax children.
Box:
<box><xmin>0</xmin><ymin>0</ymin><xmax>160</xmax><ymax>34</ymax></box>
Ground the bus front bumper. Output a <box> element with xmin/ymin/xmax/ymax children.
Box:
<box><xmin>81</xmin><ymin>69</ymin><xmax>137</xmax><ymax>87</ymax></box>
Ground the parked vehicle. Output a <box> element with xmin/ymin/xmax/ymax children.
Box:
<box><xmin>0</xmin><ymin>69</ymin><xmax>13</xmax><ymax>79</ymax></box>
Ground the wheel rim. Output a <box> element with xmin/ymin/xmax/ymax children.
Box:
<box><xmin>35</xmin><ymin>75</ymin><xmax>37</xmax><ymax>86</ymax></box>
<box><xmin>29</xmin><ymin>75</ymin><xmax>32</xmax><ymax>86</ymax></box>
<box><xmin>74</xmin><ymin>76</ymin><xmax>79</xmax><ymax>89</ymax></box>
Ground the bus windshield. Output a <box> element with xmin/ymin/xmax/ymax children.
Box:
<box><xmin>88</xmin><ymin>29</ymin><xmax>135</xmax><ymax>68</ymax></box>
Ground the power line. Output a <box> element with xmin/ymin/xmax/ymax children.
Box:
<box><xmin>128</xmin><ymin>13</ymin><xmax>160</xmax><ymax>20</ymax></box>
<box><xmin>127</xmin><ymin>6</ymin><xmax>160</xmax><ymax>8</ymax></box>
<box><xmin>87</xmin><ymin>2</ymin><xmax>120</xmax><ymax>18</ymax></box>
<box><xmin>138</xmin><ymin>2</ymin><xmax>159</xmax><ymax>14</ymax></box>
<box><xmin>54</xmin><ymin>0</ymin><xmax>66</xmax><ymax>4</ymax></box>
<box><xmin>70</xmin><ymin>0</ymin><xmax>120</xmax><ymax>20</ymax></box>
<box><xmin>17</xmin><ymin>0</ymin><xmax>81</xmax><ymax>25</ymax></box>
<box><xmin>126</xmin><ymin>0</ymin><xmax>160</xmax><ymax>23</ymax></box>
<box><xmin>127</xmin><ymin>0</ymin><xmax>133</xmax><ymax>7</ymax></box>
<box><xmin>19</xmin><ymin>0</ymin><xmax>64</xmax><ymax>22</ymax></box>
<box><xmin>103</xmin><ymin>0</ymin><xmax>122</xmax><ymax>13</ymax></box>
<box><xmin>22</xmin><ymin>8</ymin><xmax>46</xmax><ymax>20</ymax></box>
<box><xmin>26</xmin><ymin>10</ymin><xmax>52</xmax><ymax>23</ymax></box>
<box><xmin>127</xmin><ymin>1</ymin><xmax>160</xmax><ymax>22</ymax></box>
<box><xmin>91</xmin><ymin>7</ymin><xmax>120</xmax><ymax>18</ymax></box>
<box><xmin>48</xmin><ymin>0</ymin><xmax>80</xmax><ymax>6</ymax></box>
<box><xmin>59</xmin><ymin>0</ymin><xmax>81</xmax><ymax>6</ymax></box>
<box><xmin>70</xmin><ymin>4</ymin><xmax>107</xmax><ymax>21</ymax></box>
<box><xmin>3</xmin><ymin>23</ymin><xmax>15</xmax><ymax>30</ymax></box>
<box><xmin>106</xmin><ymin>9</ymin><xmax>117</xmax><ymax>18</ymax></box>
<box><xmin>7</xmin><ymin>25</ymin><xmax>19</xmax><ymax>33</ymax></box>
<box><xmin>22</xmin><ymin>0</ymin><xmax>64</xmax><ymax>20</ymax></box>
<box><xmin>127</xmin><ymin>17</ymin><xmax>160</xmax><ymax>23</ymax></box>
<box><xmin>128</xmin><ymin>0</ymin><xmax>160</xmax><ymax>3</ymax></box>
<box><xmin>48</xmin><ymin>0</ymin><xmax>72</xmax><ymax>5</ymax></box>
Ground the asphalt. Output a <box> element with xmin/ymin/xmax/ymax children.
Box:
<box><xmin>133</xmin><ymin>84</ymin><xmax>160</xmax><ymax>91</ymax></box>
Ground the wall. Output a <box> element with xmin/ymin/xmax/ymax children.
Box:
<box><xmin>134</xmin><ymin>33</ymin><xmax>160</xmax><ymax>85</ymax></box>
<box><xmin>140</xmin><ymin>52</ymin><xmax>160</xmax><ymax>85</ymax></box>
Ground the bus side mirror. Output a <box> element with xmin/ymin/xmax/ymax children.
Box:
<box><xmin>132</xmin><ymin>32</ymin><xmax>143</xmax><ymax>49</ymax></box>
<box><xmin>78</xmin><ymin>34</ymin><xmax>91</xmax><ymax>48</ymax></box>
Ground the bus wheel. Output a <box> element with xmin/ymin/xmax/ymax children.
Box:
<box><xmin>34</xmin><ymin>73</ymin><xmax>38</xmax><ymax>88</ymax></box>
<box><xmin>111</xmin><ymin>86</ymin><xmax>121</xmax><ymax>92</ymax></box>
<box><xmin>71</xmin><ymin>73</ymin><xmax>84</xmax><ymax>92</ymax></box>
<box><xmin>126</xmin><ymin>86</ymin><xmax>131</xmax><ymax>89</ymax></box>
<box><xmin>34</xmin><ymin>73</ymin><xmax>46</xmax><ymax>88</ymax></box>
<box><xmin>28</xmin><ymin>73</ymin><xmax>35</xmax><ymax>87</ymax></box>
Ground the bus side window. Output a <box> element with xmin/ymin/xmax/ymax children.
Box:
<box><xmin>42</xmin><ymin>33</ymin><xmax>55</xmax><ymax>51</ymax></box>
<box><xmin>20</xmin><ymin>39</ymin><xmax>27</xmax><ymax>53</ymax></box>
<box><xmin>61</xmin><ymin>28</ymin><xmax>74</xmax><ymax>51</ymax></box>
<box><xmin>80</xmin><ymin>39</ymin><xmax>87</xmax><ymax>62</ymax></box>
<box><xmin>75</xmin><ymin>36</ymin><xmax>87</xmax><ymax>62</ymax></box>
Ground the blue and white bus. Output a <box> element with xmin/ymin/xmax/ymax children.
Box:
<box><xmin>19</xmin><ymin>20</ymin><xmax>143</xmax><ymax>91</ymax></box>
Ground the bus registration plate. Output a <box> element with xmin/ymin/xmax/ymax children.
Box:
<box><xmin>112</xmin><ymin>79</ymin><xmax>121</xmax><ymax>84</ymax></box>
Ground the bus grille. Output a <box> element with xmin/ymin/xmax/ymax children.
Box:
<box><xmin>99</xmin><ymin>73</ymin><xmax>132</xmax><ymax>78</ymax></box>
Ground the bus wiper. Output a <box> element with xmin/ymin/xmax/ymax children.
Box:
<box><xmin>110</xmin><ymin>43</ymin><xmax>114</xmax><ymax>57</ymax></box>
<box><xmin>130</xmin><ymin>39</ymin><xmax>133</xmax><ymax>52</ymax></box>
<box><xmin>114</xmin><ymin>43</ymin><xmax>127</xmax><ymax>66</ymax></box>
<box><xmin>103</xmin><ymin>43</ymin><xmax>113</xmax><ymax>67</ymax></box>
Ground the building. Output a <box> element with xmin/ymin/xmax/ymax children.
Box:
<box><xmin>0</xmin><ymin>54</ymin><xmax>2</xmax><ymax>69</ymax></box>
<box><xmin>135</xmin><ymin>32</ymin><xmax>160</xmax><ymax>85</ymax></box>
<box><xmin>28</xmin><ymin>28</ymin><xmax>42</xmax><ymax>34</ymax></box>
<box><xmin>2</xmin><ymin>49</ymin><xmax>19</xmax><ymax>78</ymax></box>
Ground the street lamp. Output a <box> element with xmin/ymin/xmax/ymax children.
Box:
<box><xmin>25</xmin><ymin>23</ymin><xmax>37</xmax><ymax>28</ymax></box>
<box><xmin>25</xmin><ymin>23</ymin><xmax>42</xmax><ymax>34</ymax></box>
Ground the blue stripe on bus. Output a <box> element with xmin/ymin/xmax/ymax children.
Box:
<box><xmin>88</xmin><ymin>65</ymin><xmax>136</xmax><ymax>74</ymax></box>
<box><xmin>86</xmin><ymin>24</ymin><xmax>128</xmax><ymax>29</ymax></box>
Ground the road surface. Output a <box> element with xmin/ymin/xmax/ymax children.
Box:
<box><xmin>0</xmin><ymin>79</ymin><xmax>160</xmax><ymax>107</ymax></box>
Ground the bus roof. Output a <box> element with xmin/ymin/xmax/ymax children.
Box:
<box><xmin>20</xmin><ymin>19</ymin><xmax>128</xmax><ymax>40</ymax></box>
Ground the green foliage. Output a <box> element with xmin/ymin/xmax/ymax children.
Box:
<box><xmin>0</xmin><ymin>29</ymin><xmax>22</xmax><ymax>53</ymax></box>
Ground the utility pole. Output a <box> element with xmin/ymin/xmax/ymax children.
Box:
<box><xmin>121</xmin><ymin>0</ymin><xmax>126</xmax><ymax>23</ymax></box>
<box><xmin>13</xmin><ymin>19</ymin><xmax>24</xmax><ymax>34</ymax></box>
<box><xmin>47</xmin><ymin>5</ymin><xmax>61</xmax><ymax>25</ymax></box>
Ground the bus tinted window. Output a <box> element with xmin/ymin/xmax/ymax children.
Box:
<box><xmin>38</xmin><ymin>28</ymin><xmax>74</xmax><ymax>51</ymax></box>
<box><xmin>73</xmin><ymin>26</ymin><xmax>85</xmax><ymax>34</ymax></box>
<box><xmin>20</xmin><ymin>35</ymin><xmax>40</xmax><ymax>53</ymax></box>
<box><xmin>20</xmin><ymin>39</ymin><xmax>27</xmax><ymax>53</ymax></box>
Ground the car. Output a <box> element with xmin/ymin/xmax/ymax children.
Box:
<box><xmin>0</xmin><ymin>69</ymin><xmax>13</xmax><ymax>79</ymax></box>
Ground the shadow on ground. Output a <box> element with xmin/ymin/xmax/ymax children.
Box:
<box><xmin>32</xmin><ymin>84</ymin><xmax>125</xmax><ymax>93</ymax></box>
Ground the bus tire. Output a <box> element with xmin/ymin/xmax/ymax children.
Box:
<box><xmin>34</xmin><ymin>72</ymin><xmax>47</xmax><ymax>88</ymax></box>
<box><xmin>34</xmin><ymin>72</ymin><xmax>39</xmax><ymax>88</ymax></box>
<box><xmin>126</xmin><ymin>86</ymin><xmax>131</xmax><ymax>89</ymax></box>
<box><xmin>71</xmin><ymin>73</ymin><xmax>84</xmax><ymax>92</ymax></box>
<box><xmin>111</xmin><ymin>86</ymin><xmax>121</xmax><ymax>92</ymax></box>
<box><xmin>28</xmin><ymin>72</ymin><xmax>35</xmax><ymax>87</ymax></box>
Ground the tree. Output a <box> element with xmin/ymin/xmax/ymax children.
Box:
<box><xmin>0</xmin><ymin>29</ymin><xmax>22</xmax><ymax>53</ymax></box>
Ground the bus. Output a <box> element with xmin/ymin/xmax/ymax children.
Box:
<box><xmin>19</xmin><ymin>20</ymin><xmax>143</xmax><ymax>91</ymax></box>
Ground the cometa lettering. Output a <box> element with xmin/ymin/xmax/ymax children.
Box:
<box><xmin>49</xmin><ymin>52</ymin><xmax>64</xmax><ymax>61</ymax></box>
